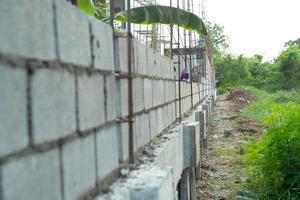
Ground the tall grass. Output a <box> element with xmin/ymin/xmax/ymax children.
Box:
<box><xmin>239</xmin><ymin>86</ymin><xmax>300</xmax><ymax>199</ymax></box>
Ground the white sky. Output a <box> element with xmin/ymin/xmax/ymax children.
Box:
<box><xmin>206</xmin><ymin>0</ymin><xmax>300</xmax><ymax>61</ymax></box>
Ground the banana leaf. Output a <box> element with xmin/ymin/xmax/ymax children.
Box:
<box><xmin>114</xmin><ymin>5</ymin><xmax>208</xmax><ymax>36</ymax></box>
<box><xmin>78</xmin><ymin>0</ymin><xmax>95</xmax><ymax>16</ymax></box>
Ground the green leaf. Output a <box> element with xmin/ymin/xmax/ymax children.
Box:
<box><xmin>114</xmin><ymin>5</ymin><xmax>208</xmax><ymax>37</ymax></box>
<box><xmin>78</xmin><ymin>0</ymin><xmax>95</xmax><ymax>16</ymax></box>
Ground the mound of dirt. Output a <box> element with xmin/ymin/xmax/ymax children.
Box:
<box><xmin>226</xmin><ymin>88</ymin><xmax>256</xmax><ymax>109</ymax></box>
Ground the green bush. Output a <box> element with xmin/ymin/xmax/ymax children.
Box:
<box><xmin>245</xmin><ymin>102</ymin><xmax>300</xmax><ymax>199</ymax></box>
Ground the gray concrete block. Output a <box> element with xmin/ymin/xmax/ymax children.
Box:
<box><xmin>78</xmin><ymin>73</ymin><xmax>105</xmax><ymax>131</ymax></box>
<box><xmin>157</xmin><ymin>108</ymin><xmax>164</xmax><ymax>133</ymax></box>
<box><xmin>144</xmin><ymin>78</ymin><xmax>153</xmax><ymax>110</ymax></box>
<box><xmin>116</xmin><ymin>79</ymin><xmax>128</xmax><ymax>117</ymax></box>
<box><xmin>90</xmin><ymin>19</ymin><xmax>114</xmax><ymax>71</ymax></box>
<box><xmin>183</xmin><ymin>122</ymin><xmax>200</xmax><ymax>168</ymax></box>
<box><xmin>96</xmin><ymin>126</ymin><xmax>119</xmax><ymax>179</ymax></box>
<box><xmin>1</xmin><ymin>149</ymin><xmax>61</xmax><ymax>200</ymax></box>
<box><xmin>152</xmin><ymin>80</ymin><xmax>165</xmax><ymax>106</ymax></box>
<box><xmin>62</xmin><ymin>135</ymin><xmax>96</xmax><ymax>200</ymax></box>
<box><xmin>55</xmin><ymin>0</ymin><xmax>91</xmax><ymax>66</ymax></box>
<box><xmin>105</xmin><ymin>75</ymin><xmax>117</xmax><ymax>121</ymax></box>
<box><xmin>32</xmin><ymin>68</ymin><xmax>76</xmax><ymax>144</ymax></box>
<box><xmin>134</xmin><ymin>114</ymin><xmax>150</xmax><ymax>151</ymax></box>
<box><xmin>117</xmin><ymin>123</ymin><xmax>129</xmax><ymax>162</ymax></box>
<box><xmin>135</xmin><ymin>42</ymin><xmax>148</xmax><ymax>75</ymax></box>
<box><xmin>149</xmin><ymin>110</ymin><xmax>158</xmax><ymax>139</ymax></box>
<box><xmin>154</xmin><ymin>128</ymin><xmax>184</xmax><ymax>185</ymax></box>
<box><xmin>0</xmin><ymin>65</ymin><xmax>28</xmax><ymax>157</ymax></box>
<box><xmin>0</xmin><ymin>0</ymin><xmax>56</xmax><ymax>60</ymax></box>
<box><xmin>132</xmin><ymin>78</ymin><xmax>144</xmax><ymax>113</ymax></box>
<box><xmin>147</xmin><ymin>48</ymin><xmax>156</xmax><ymax>76</ymax></box>
<box><xmin>129</xmin><ymin>166</ymin><xmax>174</xmax><ymax>200</ymax></box>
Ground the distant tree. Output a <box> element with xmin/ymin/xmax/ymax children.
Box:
<box><xmin>205</xmin><ymin>21</ymin><xmax>229</xmax><ymax>52</ymax></box>
<box><xmin>276</xmin><ymin>45</ymin><xmax>300</xmax><ymax>89</ymax></box>
<box><xmin>285</xmin><ymin>38</ymin><xmax>300</xmax><ymax>48</ymax></box>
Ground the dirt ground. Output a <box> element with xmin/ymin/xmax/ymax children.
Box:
<box><xmin>197</xmin><ymin>94</ymin><xmax>264</xmax><ymax>200</ymax></box>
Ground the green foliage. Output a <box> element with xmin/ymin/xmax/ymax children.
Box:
<box><xmin>115</xmin><ymin>5</ymin><xmax>208</xmax><ymax>37</ymax></box>
<box><xmin>78</xmin><ymin>0</ymin><xmax>95</xmax><ymax>16</ymax></box>
<box><xmin>245</xmin><ymin>102</ymin><xmax>300</xmax><ymax>199</ymax></box>
<box><xmin>204</xmin><ymin>21</ymin><xmax>229</xmax><ymax>52</ymax></box>
<box><xmin>276</xmin><ymin>45</ymin><xmax>300</xmax><ymax>89</ymax></box>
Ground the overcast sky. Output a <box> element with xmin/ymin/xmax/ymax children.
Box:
<box><xmin>206</xmin><ymin>0</ymin><xmax>300</xmax><ymax>61</ymax></box>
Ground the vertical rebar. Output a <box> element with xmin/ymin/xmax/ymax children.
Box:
<box><xmin>177</xmin><ymin>0</ymin><xmax>181</xmax><ymax>121</ymax></box>
<box><xmin>127</xmin><ymin>0</ymin><xmax>134</xmax><ymax>164</ymax></box>
<box><xmin>188</xmin><ymin>0</ymin><xmax>193</xmax><ymax>108</ymax></box>
<box><xmin>109</xmin><ymin>0</ymin><xmax>114</xmax><ymax>30</ymax></box>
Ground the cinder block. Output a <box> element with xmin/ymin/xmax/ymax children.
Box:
<box><xmin>143</xmin><ymin>78</ymin><xmax>153</xmax><ymax>110</ymax></box>
<box><xmin>1</xmin><ymin>149</ymin><xmax>61</xmax><ymax>200</ymax></box>
<box><xmin>62</xmin><ymin>136</ymin><xmax>96</xmax><ymax>200</ymax></box>
<box><xmin>116</xmin><ymin>79</ymin><xmax>128</xmax><ymax>117</ymax></box>
<box><xmin>90</xmin><ymin>19</ymin><xmax>114</xmax><ymax>71</ymax></box>
<box><xmin>55</xmin><ymin>0</ymin><xmax>91</xmax><ymax>66</ymax></box>
<box><xmin>105</xmin><ymin>75</ymin><xmax>116</xmax><ymax>121</ymax></box>
<box><xmin>96</xmin><ymin>126</ymin><xmax>119</xmax><ymax>179</ymax></box>
<box><xmin>132</xmin><ymin>78</ymin><xmax>144</xmax><ymax>113</ymax></box>
<box><xmin>149</xmin><ymin>110</ymin><xmax>158</xmax><ymax>139</ymax></box>
<box><xmin>0</xmin><ymin>0</ymin><xmax>56</xmax><ymax>60</ymax></box>
<box><xmin>136</xmin><ymin>42</ymin><xmax>148</xmax><ymax>75</ymax></box>
<box><xmin>117</xmin><ymin>123</ymin><xmax>129</xmax><ymax>162</ymax></box>
<box><xmin>32</xmin><ymin>68</ymin><xmax>76</xmax><ymax>144</ymax></box>
<box><xmin>157</xmin><ymin>108</ymin><xmax>164</xmax><ymax>133</ymax></box>
<box><xmin>78</xmin><ymin>73</ymin><xmax>105</xmax><ymax>131</ymax></box>
<box><xmin>134</xmin><ymin>114</ymin><xmax>150</xmax><ymax>151</ymax></box>
<box><xmin>147</xmin><ymin>47</ymin><xmax>156</xmax><ymax>76</ymax></box>
<box><xmin>183</xmin><ymin>122</ymin><xmax>200</xmax><ymax>168</ymax></box>
<box><xmin>0</xmin><ymin>65</ymin><xmax>28</xmax><ymax>157</ymax></box>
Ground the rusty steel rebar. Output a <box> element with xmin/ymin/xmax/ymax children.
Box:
<box><xmin>126</xmin><ymin>0</ymin><xmax>134</xmax><ymax>165</ymax></box>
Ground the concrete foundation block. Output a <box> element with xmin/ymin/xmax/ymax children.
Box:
<box><xmin>195</xmin><ymin>111</ymin><xmax>206</xmax><ymax>155</ymax></box>
<box><xmin>183</xmin><ymin>122</ymin><xmax>200</xmax><ymax>168</ymax></box>
<box><xmin>202</xmin><ymin>104</ymin><xmax>209</xmax><ymax>126</ymax></box>
<box><xmin>154</xmin><ymin>128</ymin><xmax>184</xmax><ymax>185</ymax></box>
<box><xmin>105</xmin><ymin>75</ymin><xmax>117</xmax><ymax>122</ymax></box>
<box><xmin>128</xmin><ymin>166</ymin><xmax>174</xmax><ymax>200</ymax></box>
<box><xmin>0</xmin><ymin>65</ymin><xmax>28</xmax><ymax>157</ymax></box>
<box><xmin>0</xmin><ymin>0</ymin><xmax>56</xmax><ymax>60</ymax></box>
<box><xmin>1</xmin><ymin>149</ymin><xmax>61</xmax><ymax>200</ymax></box>
<box><xmin>90</xmin><ymin>19</ymin><xmax>114</xmax><ymax>71</ymax></box>
<box><xmin>32</xmin><ymin>68</ymin><xmax>76</xmax><ymax>144</ymax></box>
<box><xmin>62</xmin><ymin>135</ymin><xmax>96</xmax><ymax>200</ymax></box>
<box><xmin>96</xmin><ymin>126</ymin><xmax>119</xmax><ymax>180</ymax></box>
<box><xmin>189</xmin><ymin>167</ymin><xmax>197</xmax><ymax>200</ymax></box>
<box><xmin>133</xmin><ymin>78</ymin><xmax>144</xmax><ymax>113</ymax></box>
<box><xmin>78</xmin><ymin>73</ymin><xmax>105</xmax><ymax>131</ymax></box>
<box><xmin>195</xmin><ymin>162</ymin><xmax>201</xmax><ymax>181</ymax></box>
<box><xmin>55</xmin><ymin>0</ymin><xmax>91</xmax><ymax>66</ymax></box>
<box><xmin>144</xmin><ymin>78</ymin><xmax>153</xmax><ymax>110</ymax></box>
<box><xmin>179</xmin><ymin>168</ymin><xmax>190</xmax><ymax>200</ymax></box>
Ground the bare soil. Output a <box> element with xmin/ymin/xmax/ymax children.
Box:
<box><xmin>197</xmin><ymin>94</ymin><xmax>264</xmax><ymax>200</ymax></box>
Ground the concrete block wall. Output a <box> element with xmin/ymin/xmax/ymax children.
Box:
<box><xmin>0</xmin><ymin>1</ymin><xmax>216</xmax><ymax>199</ymax></box>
